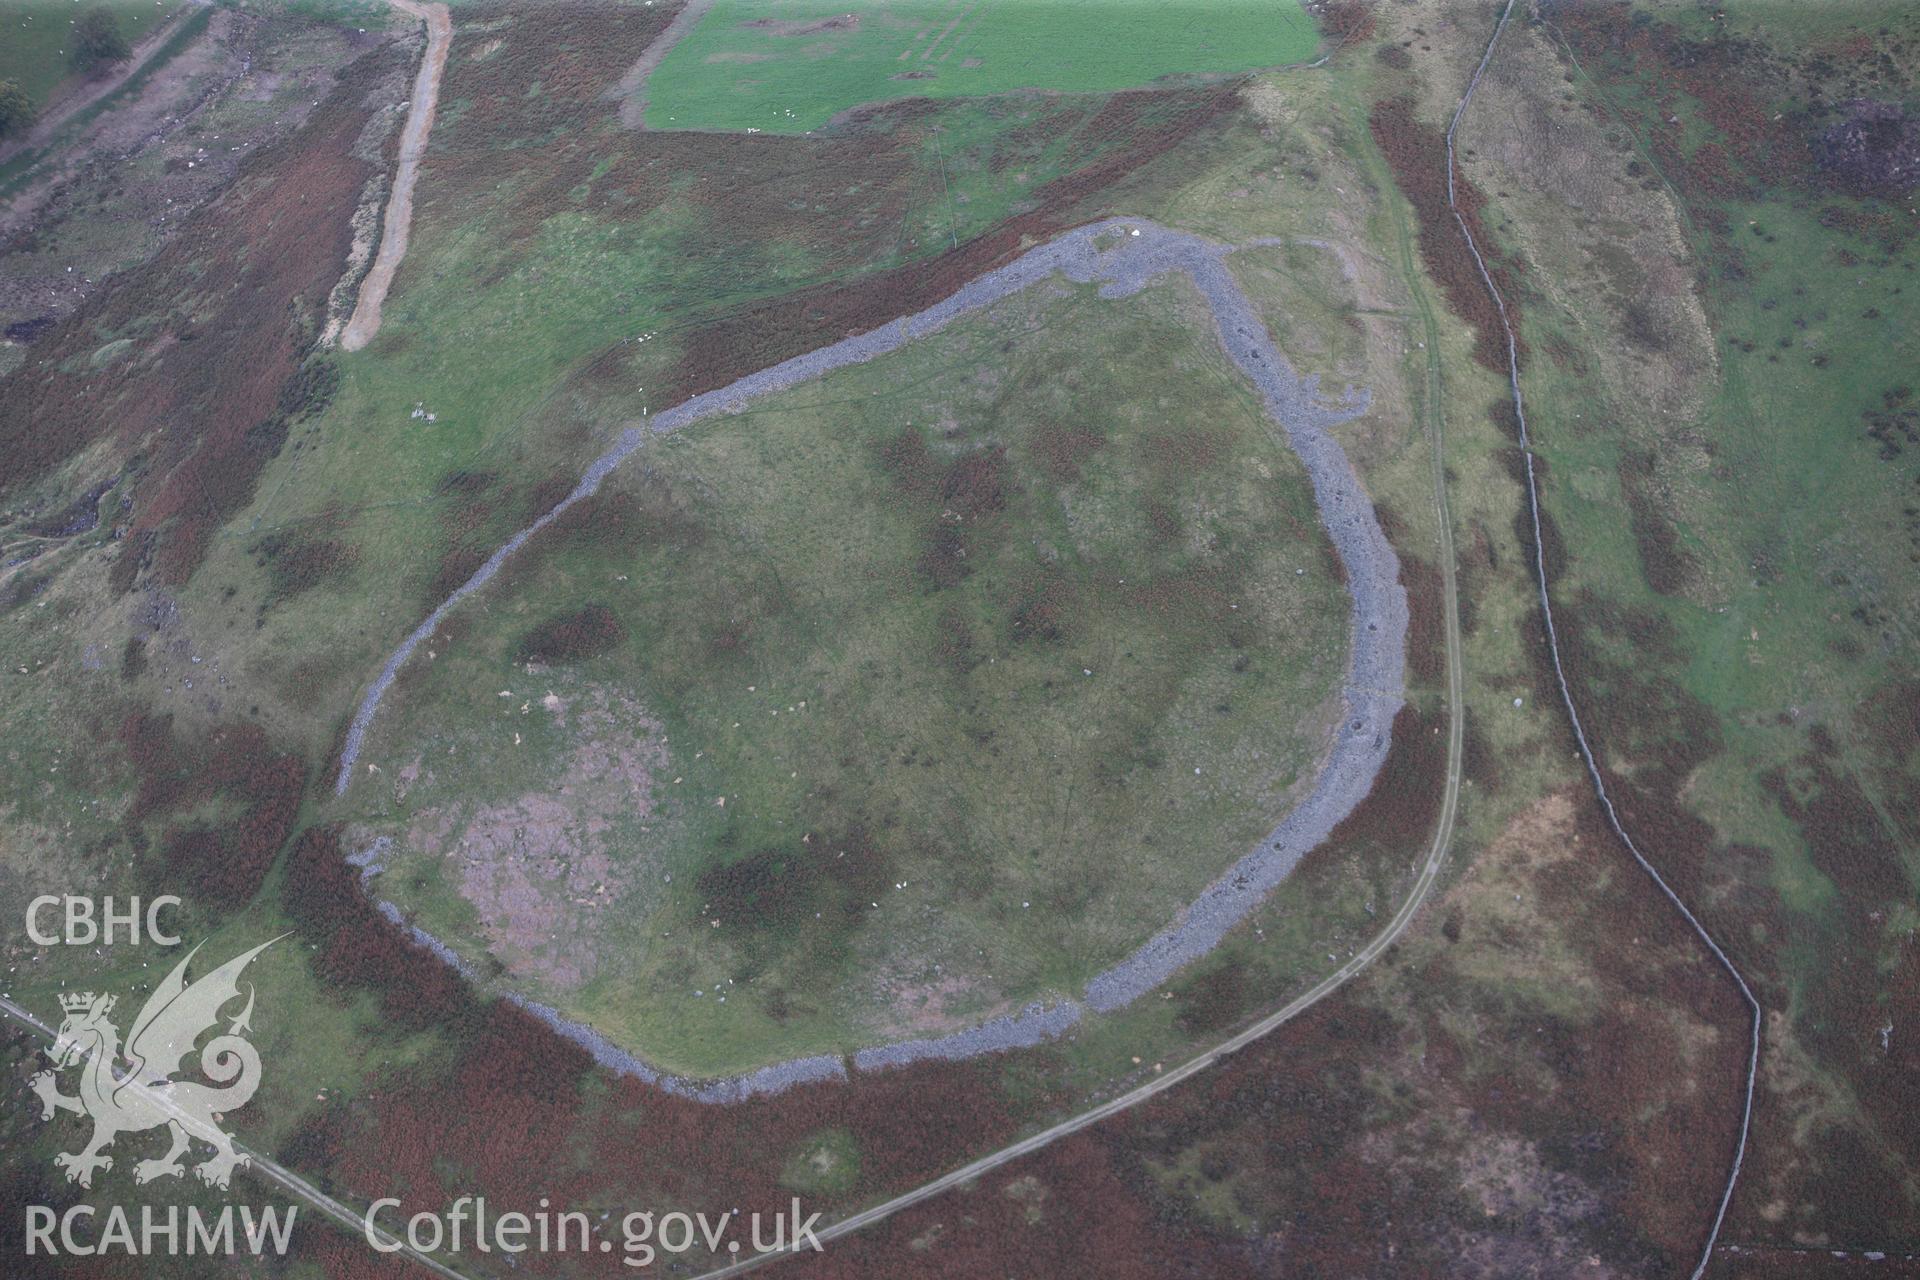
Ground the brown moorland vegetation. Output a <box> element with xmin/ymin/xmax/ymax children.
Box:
<box><xmin>1553</xmin><ymin>5</ymin><xmax>1816</xmax><ymax>204</ymax></box>
<box><xmin>1304</xmin><ymin>703</ymin><xmax>1446</xmax><ymax>873</ymax></box>
<box><xmin>514</xmin><ymin>602</ymin><xmax>627</xmax><ymax>665</ymax></box>
<box><xmin>1506</xmin><ymin>10</ymin><xmax>1920</xmax><ymax>1239</ymax></box>
<box><xmin>0</xmin><ymin>43</ymin><xmax>407</xmax><ymax>589</ymax></box>
<box><xmin>785</xmin><ymin>786</ymin><xmax>1748</xmax><ymax>1277</ymax></box>
<box><xmin>655</xmin><ymin>88</ymin><xmax>1242</xmax><ymax>406</ymax></box>
<box><xmin>1374</xmin><ymin>504</ymin><xmax>1445</xmax><ymax>686</ymax></box>
<box><xmin>283</xmin><ymin>826</ymin><xmax>474</xmax><ymax>1031</ymax></box>
<box><xmin>1368</xmin><ymin>96</ymin><xmax>1528</xmax><ymax>374</ymax></box>
<box><xmin>118</xmin><ymin>712</ymin><xmax>307</xmax><ymax>908</ymax></box>
<box><xmin>390</xmin><ymin>3</ymin><xmax>1244</xmax><ymax>622</ymax></box>
<box><xmin>1616</xmin><ymin>446</ymin><xmax>1696</xmax><ymax>596</ymax></box>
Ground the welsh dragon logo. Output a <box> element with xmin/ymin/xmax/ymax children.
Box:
<box><xmin>30</xmin><ymin>938</ymin><xmax>280</xmax><ymax>1191</ymax></box>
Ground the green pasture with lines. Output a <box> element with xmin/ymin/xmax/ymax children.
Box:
<box><xmin>646</xmin><ymin>0</ymin><xmax>1320</xmax><ymax>133</ymax></box>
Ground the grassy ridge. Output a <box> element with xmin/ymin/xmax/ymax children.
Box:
<box><xmin>1533</xmin><ymin>5</ymin><xmax>1918</xmax><ymax>956</ymax></box>
<box><xmin>1456</xmin><ymin>1</ymin><xmax>1920</xmax><ymax>1240</ymax></box>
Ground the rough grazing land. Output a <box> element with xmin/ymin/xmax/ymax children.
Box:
<box><xmin>335</xmin><ymin>217</ymin><xmax>1406</xmax><ymax>1100</ymax></box>
<box><xmin>1488</xmin><ymin>1</ymin><xmax>1920</xmax><ymax>1248</ymax></box>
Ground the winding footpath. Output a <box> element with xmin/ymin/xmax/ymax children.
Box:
<box><xmin>338</xmin><ymin>0</ymin><xmax>451</xmax><ymax>353</ymax></box>
<box><xmin>334</xmin><ymin>218</ymin><xmax>1410</xmax><ymax>1100</ymax></box>
<box><xmin>1447</xmin><ymin>5</ymin><xmax>1760</xmax><ymax>1277</ymax></box>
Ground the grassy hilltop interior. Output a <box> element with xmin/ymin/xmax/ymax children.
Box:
<box><xmin>345</xmin><ymin>269</ymin><xmax>1349</xmax><ymax>1076</ymax></box>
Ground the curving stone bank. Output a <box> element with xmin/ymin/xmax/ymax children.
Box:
<box><xmin>336</xmin><ymin>218</ymin><xmax>1407</xmax><ymax>1102</ymax></box>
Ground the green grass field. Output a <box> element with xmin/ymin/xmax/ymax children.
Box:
<box><xmin>646</xmin><ymin>0</ymin><xmax>1319</xmax><ymax>133</ymax></box>
<box><xmin>344</xmin><ymin>271</ymin><xmax>1350</xmax><ymax>1076</ymax></box>
<box><xmin>0</xmin><ymin>1</ymin><xmax>180</xmax><ymax>112</ymax></box>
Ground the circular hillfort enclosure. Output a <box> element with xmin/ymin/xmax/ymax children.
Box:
<box><xmin>338</xmin><ymin>218</ymin><xmax>1408</xmax><ymax>1102</ymax></box>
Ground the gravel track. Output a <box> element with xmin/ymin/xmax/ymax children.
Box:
<box><xmin>335</xmin><ymin>218</ymin><xmax>1406</xmax><ymax>1102</ymax></box>
<box><xmin>338</xmin><ymin>0</ymin><xmax>450</xmax><ymax>353</ymax></box>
